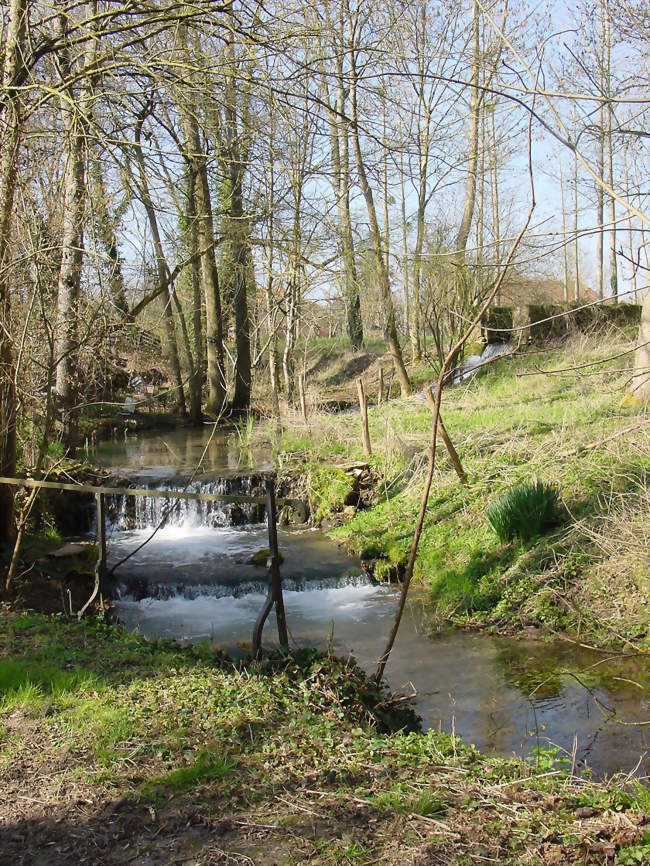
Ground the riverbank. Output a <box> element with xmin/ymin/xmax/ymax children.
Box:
<box><xmin>1</xmin><ymin>609</ymin><xmax>648</xmax><ymax>865</ymax></box>
<box><xmin>267</xmin><ymin>329</ymin><xmax>649</xmax><ymax>651</ymax></box>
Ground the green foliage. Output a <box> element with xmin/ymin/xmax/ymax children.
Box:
<box><xmin>141</xmin><ymin>749</ymin><xmax>232</xmax><ymax>801</ymax></box>
<box><xmin>2</xmin><ymin>612</ymin><xmax>649</xmax><ymax>863</ymax></box>
<box><xmin>618</xmin><ymin>831</ymin><xmax>650</xmax><ymax>864</ymax></box>
<box><xmin>486</xmin><ymin>480</ymin><xmax>562</xmax><ymax>543</ymax></box>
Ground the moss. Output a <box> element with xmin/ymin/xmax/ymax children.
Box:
<box><xmin>309</xmin><ymin>466</ymin><xmax>356</xmax><ymax>523</ymax></box>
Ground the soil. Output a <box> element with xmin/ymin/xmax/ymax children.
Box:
<box><xmin>2</xmin><ymin>562</ymin><xmax>100</xmax><ymax>617</ymax></box>
<box><xmin>0</xmin><ymin>750</ymin><xmax>646</xmax><ymax>865</ymax></box>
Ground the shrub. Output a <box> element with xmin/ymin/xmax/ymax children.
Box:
<box><xmin>486</xmin><ymin>480</ymin><xmax>561</xmax><ymax>543</ymax></box>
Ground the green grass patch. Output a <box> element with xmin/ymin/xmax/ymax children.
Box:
<box><xmin>1</xmin><ymin>611</ymin><xmax>648</xmax><ymax>863</ymax></box>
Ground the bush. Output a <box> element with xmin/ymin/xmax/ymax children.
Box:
<box><xmin>486</xmin><ymin>480</ymin><xmax>561</xmax><ymax>543</ymax></box>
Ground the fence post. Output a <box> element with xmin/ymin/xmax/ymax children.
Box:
<box><xmin>78</xmin><ymin>490</ymin><xmax>107</xmax><ymax>619</ymax></box>
<box><xmin>298</xmin><ymin>374</ymin><xmax>309</xmax><ymax>428</ymax></box>
<box><xmin>357</xmin><ymin>377</ymin><xmax>372</xmax><ymax>457</ymax></box>
<box><xmin>266</xmin><ymin>477</ymin><xmax>288</xmax><ymax>648</ymax></box>
<box><xmin>96</xmin><ymin>491</ymin><xmax>107</xmax><ymax>597</ymax></box>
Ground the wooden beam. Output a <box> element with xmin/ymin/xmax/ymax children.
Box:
<box><xmin>0</xmin><ymin>475</ymin><xmax>301</xmax><ymax>508</ymax></box>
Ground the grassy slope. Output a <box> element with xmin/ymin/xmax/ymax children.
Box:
<box><xmin>268</xmin><ymin>329</ymin><xmax>649</xmax><ymax>649</ymax></box>
<box><xmin>1</xmin><ymin>610</ymin><xmax>649</xmax><ymax>865</ymax></box>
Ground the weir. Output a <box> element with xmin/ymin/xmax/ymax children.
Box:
<box><xmin>0</xmin><ymin>473</ymin><xmax>296</xmax><ymax>655</ymax></box>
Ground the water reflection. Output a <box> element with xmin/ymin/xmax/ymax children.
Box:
<box><xmin>92</xmin><ymin>426</ymin><xmax>271</xmax><ymax>479</ymax></box>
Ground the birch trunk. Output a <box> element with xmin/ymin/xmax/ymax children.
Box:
<box><xmin>53</xmin><ymin>9</ymin><xmax>92</xmax><ymax>447</ymax></box>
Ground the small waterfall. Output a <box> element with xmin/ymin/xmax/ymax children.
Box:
<box><xmin>106</xmin><ymin>469</ymin><xmax>365</xmax><ymax>615</ymax></box>
<box><xmin>116</xmin><ymin>572</ymin><xmax>371</xmax><ymax>602</ymax></box>
<box><xmin>453</xmin><ymin>341</ymin><xmax>514</xmax><ymax>384</ymax></box>
<box><xmin>106</xmin><ymin>474</ymin><xmax>267</xmax><ymax>531</ymax></box>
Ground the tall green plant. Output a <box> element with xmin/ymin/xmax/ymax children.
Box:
<box><xmin>486</xmin><ymin>480</ymin><xmax>562</xmax><ymax>543</ymax></box>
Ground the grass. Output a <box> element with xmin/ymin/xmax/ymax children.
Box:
<box><xmin>260</xmin><ymin>329</ymin><xmax>650</xmax><ymax>648</ymax></box>
<box><xmin>1</xmin><ymin>609</ymin><xmax>648</xmax><ymax>864</ymax></box>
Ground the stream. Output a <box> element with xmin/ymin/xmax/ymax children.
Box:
<box><xmin>92</xmin><ymin>426</ymin><xmax>649</xmax><ymax>780</ymax></box>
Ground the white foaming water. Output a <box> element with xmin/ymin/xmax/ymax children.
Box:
<box><xmin>116</xmin><ymin>582</ymin><xmax>395</xmax><ymax>651</ymax></box>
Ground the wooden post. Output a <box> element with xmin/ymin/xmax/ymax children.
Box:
<box><xmin>266</xmin><ymin>477</ymin><xmax>288</xmax><ymax>647</ymax></box>
<box><xmin>378</xmin><ymin>367</ymin><xmax>384</xmax><ymax>405</ymax></box>
<box><xmin>251</xmin><ymin>592</ymin><xmax>273</xmax><ymax>658</ymax></box>
<box><xmin>357</xmin><ymin>377</ymin><xmax>372</xmax><ymax>457</ymax></box>
<box><xmin>253</xmin><ymin>477</ymin><xmax>289</xmax><ymax>654</ymax></box>
<box><xmin>96</xmin><ymin>491</ymin><xmax>107</xmax><ymax>596</ymax></box>
<box><xmin>79</xmin><ymin>491</ymin><xmax>107</xmax><ymax>619</ymax></box>
<box><xmin>298</xmin><ymin>373</ymin><xmax>309</xmax><ymax>428</ymax></box>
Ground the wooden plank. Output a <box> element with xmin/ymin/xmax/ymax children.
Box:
<box><xmin>0</xmin><ymin>475</ymin><xmax>300</xmax><ymax>508</ymax></box>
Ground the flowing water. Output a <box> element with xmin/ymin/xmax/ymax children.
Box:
<box><xmin>92</xmin><ymin>427</ymin><xmax>650</xmax><ymax>780</ymax></box>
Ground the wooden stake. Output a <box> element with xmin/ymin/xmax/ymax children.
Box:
<box><xmin>96</xmin><ymin>492</ymin><xmax>107</xmax><ymax>595</ymax></box>
<box><xmin>378</xmin><ymin>367</ymin><xmax>384</xmax><ymax>405</ymax></box>
<box><xmin>266</xmin><ymin>477</ymin><xmax>288</xmax><ymax>648</ymax></box>
<box><xmin>79</xmin><ymin>491</ymin><xmax>107</xmax><ymax>619</ymax></box>
<box><xmin>252</xmin><ymin>477</ymin><xmax>288</xmax><ymax>655</ymax></box>
<box><xmin>357</xmin><ymin>377</ymin><xmax>372</xmax><ymax>456</ymax></box>
<box><xmin>298</xmin><ymin>373</ymin><xmax>308</xmax><ymax>427</ymax></box>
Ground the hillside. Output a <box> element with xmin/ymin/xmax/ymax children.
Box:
<box><xmin>268</xmin><ymin>326</ymin><xmax>649</xmax><ymax>650</ymax></box>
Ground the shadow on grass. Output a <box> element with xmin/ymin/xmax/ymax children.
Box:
<box><xmin>429</xmin><ymin>545</ymin><xmax>519</xmax><ymax>614</ymax></box>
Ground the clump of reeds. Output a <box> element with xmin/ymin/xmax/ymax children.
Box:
<box><xmin>486</xmin><ymin>480</ymin><xmax>562</xmax><ymax>543</ymax></box>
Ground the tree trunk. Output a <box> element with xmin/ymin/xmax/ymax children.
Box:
<box><xmin>558</xmin><ymin>155</ymin><xmax>570</xmax><ymax>302</ymax></box>
<box><xmin>224</xmin><ymin>38</ymin><xmax>251</xmax><ymax>413</ymax></box>
<box><xmin>455</xmin><ymin>0</ymin><xmax>480</xmax><ymax>265</ymax></box>
<box><xmin>134</xmin><ymin>110</ymin><xmax>186</xmax><ymax>417</ymax></box>
<box><xmin>282</xmin><ymin>275</ymin><xmax>298</xmax><ymax>402</ymax></box>
<box><xmin>604</xmin><ymin>2</ymin><xmax>617</xmax><ymax>302</ymax></box>
<box><xmin>53</xmin><ymin>10</ymin><xmax>90</xmax><ymax>448</ymax></box>
<box><xmin>631</xmin><ymin>288</ymin><xmax>650</xmax><ymax>401</ymax></box>
<box><xmin>185</xmin><ymin>170</ymin><xmax>204</xmax><ymax>424</ymax></box>
<box><xmin>321</xmin><ymin>50</ymin><xmax>363</xmax><ymax>350</ymax></box>
<box><xmin>349</xmin><ymin>52</ymin><xmax>410</xmax><ymax>396</ymax></box>
<box><xmin>88</xmin><ymin>150</ymin><xmax>130</xmax><ymax>321</ymax></box>
<box><xmin>572</xmin><ymin>108</ymin><xmax>580</xmax><ymax>301</ymax></box>
<box><xmin>230</xmin><ymin>177</ymin><xmax>251</xmax><ymax>412</ymax></box>
<box><xmin>0</xmin><ymin>0</ymin><xmax>26</xmax><ymax>542</ymax></box>
<box><xmin>177</xmin><ymin>90</ymin><xmax>225</xmax><ymax>416</ymax></box>
<box><xmin>263</xmin><ymin>106</ymin><xmax>281</xmax><ymax>417</ymax></box>
<box><xmin>596</xmin><ymin>73</ymin><xmax>605</xmax><ymax>301</ymax></box>
<box><xmin>399</xmin><ymin>150</ymin><xmax>411</xmax><ymax>352</ymax></box>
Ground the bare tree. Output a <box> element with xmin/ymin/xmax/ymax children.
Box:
<box><xmin>0</xmin><ymin>0</ymin><xmax>27</xmax><ymax>542</ymax></box>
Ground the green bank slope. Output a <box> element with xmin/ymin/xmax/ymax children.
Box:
<box><xmin>273</xmin><ymin>330</ymin><xmax>649</xmax><ymax>649</ymax></box>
